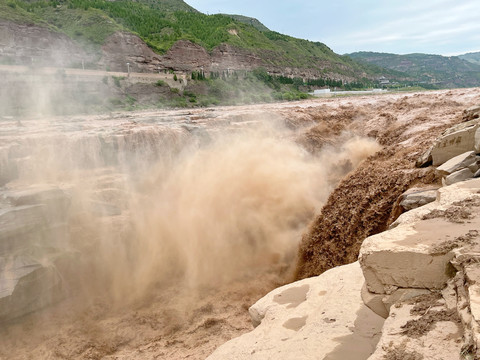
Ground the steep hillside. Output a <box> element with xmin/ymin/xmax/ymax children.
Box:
<box><xmin>129</xmin><ymin>0</ymin><xmax>198</xmax><ymax>13</ymax></box>
<box><xmin>1</xmin><ymin>0</ymin><xmax>381</xmax><ymax>82</ymax></box>
<box><xmin>221</xmin><ymin>14</ymin><xmax>270</xmax><ymax>32</ymax></box>
<box><xmin>348</xmin><ymin>51</ymin><xmax>480</xmax><ymax>88</ymax></box>
<box><xmin>459</xmin><ymin>51</ymin><xmax>480</xmax><ymax>65</ymax></box>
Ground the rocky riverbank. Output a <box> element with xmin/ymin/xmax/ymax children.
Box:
<box><xmin>208</xmin><ymin>100</ymin><xmax>480</xmax><ymax>359</ymax></box>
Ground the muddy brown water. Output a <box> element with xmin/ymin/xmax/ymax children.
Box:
<box><xmin>1</xmin><ymin>88</ymin><xmax>480</xmax><ymax>359</ymax></box>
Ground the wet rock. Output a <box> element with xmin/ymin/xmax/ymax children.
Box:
<box><xmin>207</xmin><ymin>262</ymin><xmax>384</xmax><ymax>360</ymax></box>
<box><xmin>0</xmin><ymin>146</ymin><xmax>18</xmax><ymax>186</ymax></box>
<box><xmin>89</xmin><ymin>201</ymin><xmax>122</xmax><ymax>217</ymax></box>
<box><xmin>444</xmin><ymin>167</ymin><xmax>474</xmax><ymax>185</ymax></box>
<box><xmin>399</xmin><ymin>187</ymin><xmax>438</xmax><ymax>211</ymax></box>
<box><xmin>0</xmin><ymin>187</ymin><xmax>71</xmax><ymax>320</ymax></box>
<box><xmin>415</xmin><ymin>147</ymin><xmax>433</xmax><ymax>167</ymax></box>
<box><xmin>0</xmin><ymin>255</ymin><xmax>62</xmax><ymax>321</ymax></box>
<box><xmin>0</xmin><ymin>205</ymin><xmax>49</xmax><ymax>254</ymax></box>
<box><xmin>5</xmin><ymin>187</ymin><xmax>70</xmax><ymax>223</ymax></box>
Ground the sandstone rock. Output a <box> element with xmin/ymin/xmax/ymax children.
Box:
<box><xmin>475</xmin><ymin>168</ymin><xmax>480</xmax><ymax>178</ymax></box>
<box><xmin>368</xmin><ymin>298</ymin><xmax>463</xmax><ymax>360</ymax></box>
<box><xmin>468</xmin><ymin>156</ymin><xmax>480</xmax><ymax>173</ymax></box>
<box><xmin>0</xmin><ymin>146</ymin><xmax>18</xmax><ymax>186</ymax></box>
<box><xmin>0</xmin><ymin>255</ymin><xmax>62</xmax><ymax>321</ymax></box>
<box><xmin>430</xmin><ymin>119</ymin><xmax>480</xmax><ymax>166</ymax></box>
<box><xmin>89</xmin><ymin>201</ymin><xmax>122</xmax><ymax>217</ymax></box>
<box><xmin>101</xmin><ymin>32</ymin><xmax>161</xmax><ymax>73</ymax></box>
<box><xmin>436</xmin><ymin>150</ymin><xmax>476</xmax><ymax>175</ymax></box>
<box><xmin>465</xmin><ymin>263</ymin><xmax>480</xmax><ymax>324</ymax></box>
<box><xmin>0</xmin><ymin>205</ymin><xmax>48</xmax><ymax>254</ymax></box>
<box><xmin>464</xmin><ymin>104</ymin><xmax>480</xmax><ymax>121</ymax></box>
<box><xmin>211</xmin><ymin>43</ymin><xmax>263</xmax><ymax>71</ymax></box>
<box><xmin>362</xmin><ymin>285</ymin><xmax>432</xmax><ymax>319</ymax></box>
<box><xmin>360</xmin><ymin>179</ymin><xmax>480</xmax><ymax>295</ymax></box>
<box><xmin>207</xmin><ymin>262</ymin><xmax>384</xmax><ymax>360</ymax></box>
<box><xmin>399</xmin><ymin>187</ymin><xmax>438</xmax><ymax>211</ymax></box>
<box><xmin>0</xmin><ymin>190</ymin><xmax>70</xmax><ymax>320</ymax></box>
<box><xmin>161</xmin><ymin>40</ymin><xmax>211</xmax><ymax>72</ymax></box>
<box><xmin>381</xmin><ymin>288</ymin><xmax>432</xmax><ymax>313</ymax></box>
<box><xmin>5</xmin><ymin>186</ymin><xmax>70</xmax><ymax>223</ymax></box>
<box><xmin>361</xmin><ymin>284</ymin><xmax>388</xmax><ymax>318</ymax></box>
<box><xmin>444</xmin><ymin>167</ymin><xmax>474</xmax><ymax>185</ymax></box>
<box><xmin>415</xmin><ymin>147</ymin><xmax>433</xmax><ymax>167</ymax></box>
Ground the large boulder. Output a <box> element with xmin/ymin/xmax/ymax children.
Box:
<box><xmin>0</xmin><ymin>204</ymin><xmax>49</xmax><ymax>254</ymax></box>
<box><xmin>359</xmin><ymin>179</ymin><xmax>480</xmax><ymax>295</ymax></box>
<box><xmin>444</xmin><ymin>167</ymin><xmax>475</xmax><ymax>185</ymax></box>
<box><xmin>0</xmin><ymin>186</ymin><xmax>70</xmax><ymax>320</ymax></box>
<box><xmin>430</xmin><ymin>119</ymin><xmax>480</xmax><ymax>166</ymax></box>
<box><xmin>207</xmin><ymin>262</ymin><xmax>384</xmax><ymax>360</ymax></box>
<box><xmin>436</xmin><ymin>151</ymin><xmax>477</xmax><ymax>175</ymax></box>
<box><xmin>399</xmin><ymin>187</ymin><xmax>438</xmax><ymax>211</ymax></box>
<box><xmin>0</xmin><ymin>255</ymin><xmax>62</xmax><ymax>321</ymax></box>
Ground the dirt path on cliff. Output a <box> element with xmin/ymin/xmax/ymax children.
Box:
<box><xmin>1</xmin><ymin>88</ymin><xmax>480</xmax><ymax>360</ymax></box>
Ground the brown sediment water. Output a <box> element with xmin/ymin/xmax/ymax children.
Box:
<box><xmin>0</xmin><ymin>100</ymin><xmax>380</xmax><ymax>359</ymax></box>
<box><xmin>1</xmin><ymin>88</ymin><xmax>479</xmax><ymax>359</ymax></box>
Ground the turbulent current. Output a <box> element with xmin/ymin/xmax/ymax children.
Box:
<box><xmin>0</xmin><ymin>106</ymin><xmax>380</xmax><ymax>359</ymax></box>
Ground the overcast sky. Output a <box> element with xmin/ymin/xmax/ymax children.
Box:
<box><xmin>186</xmin><ymin>0</ymin><xmax>480</xmax><ymax>56</ymax></box>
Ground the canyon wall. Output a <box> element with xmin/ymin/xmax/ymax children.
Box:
<box><xmin>0</xmin><ymin>20</ymin><xmax>354</xmax><ymax>80</ymax></box>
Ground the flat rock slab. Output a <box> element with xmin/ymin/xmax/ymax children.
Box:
<box><xmin>436</xmin><ymin>150</ymin><xmax>476</xmax><ymax>175</ymax></box>
<box><xmin>445</xmin><ymin>167</ymin><xmax>474</xmax><ymax>185</ymax></box>
<box><xmin>360</xmin><ymin>178</ymin><xmax>480</xmax><ymax>294</ymax></box>
<box><xmin>207</xmin><ymin>262</ymin><xmax>384</xmax><ymax>360</ymax></box>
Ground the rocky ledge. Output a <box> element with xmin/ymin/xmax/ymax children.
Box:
<box><xmin>209</xmin><ymin>114</ymin><xmax>480</xmax><ymax>359</ymax></box>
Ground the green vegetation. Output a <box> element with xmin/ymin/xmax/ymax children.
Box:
<box><xmin>7</xmin><ymin>0</ymin><xmax>376</xmax><ymax>78</ymax></box>
<box><xmin>0</xmin><ymin>1</ymin><xmax>48</xmax><ymax>26</ymax></box>
<box><xmin>112</xmin><ymin>75</ymin><xmax>124</xmax><ymax>87</ymax></box>
<box><xmin>221</xmin><ymin>14</ymin><xmax>269</xmax><ymax>32</ymax></box>
<box><xmin>163</xmin><ymin>68</ymin><xmax>313</xmax><ymax>108</ymax></box>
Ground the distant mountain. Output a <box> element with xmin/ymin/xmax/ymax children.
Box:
<box><xmin>221</xmin><ymin>14</ymin><xmax>269</xmax><ymax>32</ymax></box>
<box><xmin>459</xmin><ymin>52</ymin><xmax>480</xmax><ymax>65</ymax></box>
<box><xmin>347</xmin><ymin>52</ymin><xmax>480</xmax><ymax>88</ymax></box>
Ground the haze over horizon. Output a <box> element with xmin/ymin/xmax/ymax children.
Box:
<box><xmin>187</xmin><ymin>0</ymin><xmax>480</xmax><ymax>56</ymax></box>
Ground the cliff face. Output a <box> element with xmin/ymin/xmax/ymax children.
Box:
<box><xmin>0</xmin><ymin>20</ymin><xmax>355</xmax><ymax>80</ymax></box>
<box><xmin>0</xmin><ymin>21</ymin><xmax>93</xmax><ymax>67</ymax></box>
<box><xmin>100</xmin><ymin>32</ymin><xmax>274</xmax><ymax>74</ymax></box>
